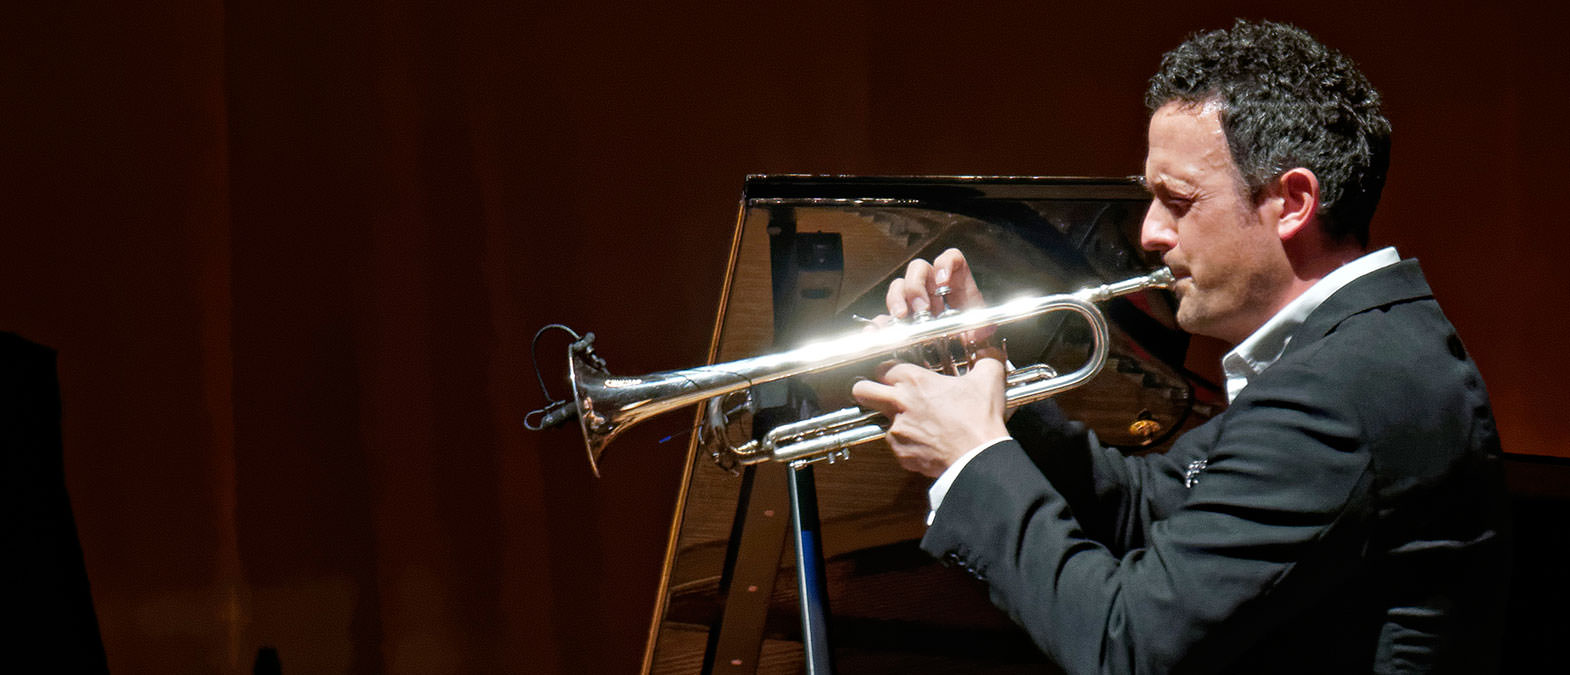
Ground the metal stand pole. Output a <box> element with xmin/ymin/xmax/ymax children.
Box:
<box><xmin>787</xmin><ymin>464</ymin><xmax>835</xmax><ymax>674</ymax></box>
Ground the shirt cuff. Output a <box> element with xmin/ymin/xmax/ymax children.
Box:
<box><xmin>926</xmin><ymin>436</ymin><xmax>1014</xmax><ymax>525</ymax></box>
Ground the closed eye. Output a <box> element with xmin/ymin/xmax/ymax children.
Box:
<box><xmin>1143</xmin><ymin>174</ymin><xmax>1194</xmax><ymax>217</ymax></box>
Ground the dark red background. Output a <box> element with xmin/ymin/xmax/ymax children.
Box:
<box><xmin>3</xmin><ymin>2</ymin><xmax>1563</xmax><ymax>672</ymax></box>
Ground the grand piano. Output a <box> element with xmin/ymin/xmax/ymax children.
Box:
<box><xmin>632</xmin><ymin>175</ymin><xmax>1225</xmax><ymax>673</ymax></box>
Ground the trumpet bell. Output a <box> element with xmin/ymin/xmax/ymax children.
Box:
<box><xmin>568</xmin><ymin>351</ymin><xmax>611</xmax><ymax>477</ymax></box>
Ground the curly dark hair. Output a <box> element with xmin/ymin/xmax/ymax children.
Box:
<box><xmin>1145</xmin><ymin>20</ymin><xmax>1390</xmax><ymax>246</ymax></box>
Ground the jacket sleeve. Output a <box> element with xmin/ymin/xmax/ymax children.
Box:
<box><xmin>923</xmin><ymin>358</ymin><xmax>1375</xmax><ymax>674</ymax></box>
<box><xmin>1005</xmin><ymin>401</ymin><xmax>1175</xmax><ymax>555</ymax></box>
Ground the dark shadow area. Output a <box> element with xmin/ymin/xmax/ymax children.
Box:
<box><xmin>0</xmin><ymin>334</ymin><xmax>108</xmax><ymax>672</ymax></box>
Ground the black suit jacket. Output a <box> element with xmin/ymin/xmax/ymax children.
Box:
<box><xmin>921</xmin><ymin>260</ymin><xmax>1509</xmax><ymax>674</ymax></box>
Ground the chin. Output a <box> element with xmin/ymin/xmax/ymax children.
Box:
<box><xmin>1175</xmin><ymin>305</ymin><xmax>1218</xmax><ymax>339</ymax></box>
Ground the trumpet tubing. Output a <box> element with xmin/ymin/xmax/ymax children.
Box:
<box><xmin>549</xmin><ymin>268</ymin><xmax>1174</xmax><ymax>475</ymax></box>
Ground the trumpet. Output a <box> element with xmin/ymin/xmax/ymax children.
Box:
<box><xmin>531</xmin><ymin>268</ymin><xmax>1174</xmax><ymax>475</ymax></box>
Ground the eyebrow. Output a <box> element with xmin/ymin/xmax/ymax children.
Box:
<box><xmin>1144</xmin><ymin>173</ymin><xmax>1200</xmax><ymax>198</ymax></box>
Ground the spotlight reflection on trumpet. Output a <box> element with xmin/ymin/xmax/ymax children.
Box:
<box><xmin>528</xmin><ymin>268</ymin><xmax>1175</xmax><ymax>476</ymax></box>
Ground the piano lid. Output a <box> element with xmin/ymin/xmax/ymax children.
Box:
<box><xmin>643</xmin><ymin>175</ymin><xmax>1223</xmax><ymax>674</ymax></box>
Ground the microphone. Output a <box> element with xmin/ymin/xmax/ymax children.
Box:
<box><xmin>538</xmin><ymin>399</ymin><xmax>578</xmax><ymax>428</ymax></box>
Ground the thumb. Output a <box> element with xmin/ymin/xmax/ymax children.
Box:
<box><xmin>967</xmin><ymin>356</ymin><xmax>1007</xmax><ymax>380</ymax></box>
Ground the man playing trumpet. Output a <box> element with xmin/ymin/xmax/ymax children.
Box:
<box><xmin>852</xmin><ymin>20</ymin><xmax>1509</xmax><ymax>673</ymax></box>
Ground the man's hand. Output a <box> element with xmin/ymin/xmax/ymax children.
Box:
<box><xmin>851</xmin><ymin>357</ymin><xmax>1009</xmax><ymax>478</ymax></box>
<box><xmin>852</xmin><ymin>248</ymin><xmax>1009</xmax><ymax>478</ymax></box>
<box><xmin>885</xmin><ymin>248</ymin><xmax>987</xmax><ymax>318</ymax></box>
<box><xmin>871</xmin><ymin>248</ymin><xmax>1001</xmax><ymax>354</ymax></box>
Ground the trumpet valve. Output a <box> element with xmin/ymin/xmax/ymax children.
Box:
<box><xmin>935</xmin><ymin>284</ymin><xmax>959</xmax><ymax>318</ymax></box>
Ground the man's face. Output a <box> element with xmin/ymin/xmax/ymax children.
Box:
<box><xmin>1140</xmin><ymin>102</ymin><xmax>1291</xmax><ymax>344</ymax></box>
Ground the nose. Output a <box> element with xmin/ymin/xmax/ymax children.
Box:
<box><xmin>1140</xmin><ymin>199</ymin><xmax>1176</xmax><ymax>253</ymax></box>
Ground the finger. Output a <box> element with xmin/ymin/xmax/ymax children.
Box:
<box><xmin>970</xmin><ymin>341</ymin><xmax>1007</xmax><ymax>364</ymax></box>
<box><xmin>871</xmin><ymin>358</ymin><xmax>900</xmax><ymax>382</ymax></box>
<box><xmin>966</xmin><ymin>357</ymin><xmax>1009</xmax><ymax>408</ymax></box>
<box><xmin>884</xmin><ymin>419</ymin><xmax>946</xmax><ymax>478</ymax></box>
<box><xmin>932</xmin><ymin>248</ymin><xmax>986</xmax><ymax>309</ymax></box>
<box><xmin>881</xmin><ymin>362</ymin><xmax>934</xmax><ymax>386</ymax></box>
<box><xmin>967</xmin><ymin>356</ymin><xmax>1007</xmax><ymax>379</ymax></box>
<box><xmin>851</xmin><ymin>378</ymin><xmax>901</xmax><ymax>415</ymax></box>
<box><xmin>932</xmin><ymin>248</ymin><xmax>996</xmax><ymax>343</ymax></box>
<box><xmin>900</xmin><ymin>258</ymin><xmax>939</xmax><ymax>318</ymax></box>
<box><xmin>886</xmin><ymin>278</ymin><xmax>910</xmax><ymax>319</ymax></box>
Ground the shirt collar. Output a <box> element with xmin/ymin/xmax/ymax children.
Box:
<box><xmin>1222</xmin><ymin>246</ymin><xmax>1401</xmax><ymax>403</ymax></box>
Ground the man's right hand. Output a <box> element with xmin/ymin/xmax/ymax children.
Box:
<box><xmin>884</xmin><ymin>248</ymin><xmax>988</xmax><ymax>321</ymax></box>
<box><xmin>873</xmin><ymin>248</ymin><xmax>1001</xmax><ymax>363</ymax></box>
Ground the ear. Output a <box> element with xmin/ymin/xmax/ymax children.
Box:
<box><xmin>1273</xmin><ymin>168</ymin><xmax>1320</xmax><ymax>241</ymax></box>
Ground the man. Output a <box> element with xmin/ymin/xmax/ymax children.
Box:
<box><xmin>852</xmin><ymin>20</ymin><xmax>1509</xmax><ymax>673</ymax></box>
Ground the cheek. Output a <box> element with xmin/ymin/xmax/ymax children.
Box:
<box><xmin>1187</xmin><ymin>219</ymin><xmax>1250</xmax><ymax>269</ymax></box>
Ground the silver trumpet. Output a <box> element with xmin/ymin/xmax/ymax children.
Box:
<box><xmin>540</xmin><ymin>268</ymin><xmax>1174</xmax><ymax>475</ymax></box>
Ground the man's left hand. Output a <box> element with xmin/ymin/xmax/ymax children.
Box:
<box><xmin>851</xmin><ymin>357</ymin><xmax>1010</xmax><ymax>478</ymax></box>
